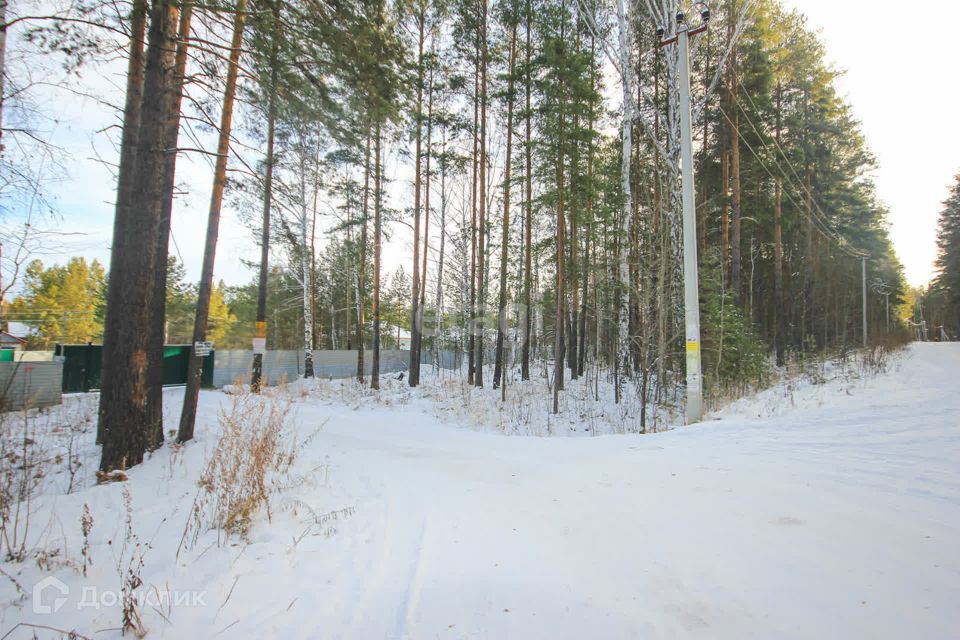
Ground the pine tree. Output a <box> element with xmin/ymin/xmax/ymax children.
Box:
<box><xmin>178</xmin><ymin>0</ymin><xmax>248</xmax><ymax>443</ymax></box>
<box><xmin>146</xmin><ymin>0</ymin><xmax>194</xmax><ymax>447</ymax></box>
<box><xmin>249</xmin><ymin>0</ymin><xmax>282</xmax><ymax>392</ymax></box>
<box><xmin>930</xmin><ymin>174</ymin><xmax>960</xmax><ymax>337</ymax></box>
<box><xmin>493</xmin><ymin>0</ymin><xmax>518</xmax><ymax>395</ymax></box>
<box><xmin>98</xmin><ymin>0</ymin><xmax>181</xmax><ymax>471</ymax></box>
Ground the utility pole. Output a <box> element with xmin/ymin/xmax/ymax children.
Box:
<box><xmin>872</xmin><ymin>279</ymin><xmax>892</xmax><ymax>334</ymax></box>
<box><xmin>916</xmin><ymin>291</ymin><xmax>926</xmax><ymax>341</ymax></box>
<box><xmin>665</xmin><ymin>7</ymin><xmax>709</xmax><ymax>424</ymax></box>
<box><xmin>861</xmin><ymin>257</ymin><xmax>868</xmax><ymax>347</ymax></box>
<box><xmin>884</xmin><ymin>292</ymin><xmax>890</xmax><ymax>333</ymax></box>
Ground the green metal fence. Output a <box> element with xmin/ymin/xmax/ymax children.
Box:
<box><xmin>55</xmin><ymin>343</ymin><xmax>214</xmax><ymax>393</ymax></box>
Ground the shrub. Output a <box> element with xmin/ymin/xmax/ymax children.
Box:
<box><xmin>180</xmin><ymin>389</ymin><xmax>296</xmax><ymax>551</ymax></box>
<box><xmin>0</xmin><ymin>410</ymin><xmax>46</xmax><ymax>561</ymax></box>
<box><xmin>698</xmin><ymin>256</ymin><xmax>770</xmax><ymax>405</ymax></box>
<box><xmin>117</xmin><ymin>488</ymin><xmax>147</xmax><ymax>638</ymax></box>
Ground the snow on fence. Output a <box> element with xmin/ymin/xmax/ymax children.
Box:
<box><xmin>0</xmin><ymin>361</ymin><xmax>63</xmax><ymax>411</ymax></box>
<box><xmin>211</xmin><ymin>349</ymin><xmax>412</xmax><ymax>388</ymax></box>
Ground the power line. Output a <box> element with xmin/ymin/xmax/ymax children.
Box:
<box><xmin>717</xmin><ymin>105</ymin><xmax>834</xmax><ymax>249</ymax></box>
<box><xmin>730</xmin><ymin>98</ymin><xmax>865</xmax><ymax>257</ymax></box>
<box><xmin>717</xmin><ymin>104</ymin><xmax>866</xmax><ymax>259</ymax></box>
<box><xmin>719</xmin><ymin>100</ymin><xmax>873</xmax><ymax>343</ymax></box>
<box><xmin>730</xmin><ymin>80</ymin><xmax>869</xmax><ymax>258</ymax></box>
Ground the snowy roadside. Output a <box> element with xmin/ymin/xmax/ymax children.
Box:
<box><xmin>1</xmin><ymin>343</ymin><xmax>958</xmax><ymax>639</ymax></box>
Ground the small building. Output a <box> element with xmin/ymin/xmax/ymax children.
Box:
<box><xmin>0</xmin><ymin>331</ymin><xmax>27</xmax><ymax>360</ymax></box>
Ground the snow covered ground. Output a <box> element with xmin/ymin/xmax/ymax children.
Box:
<box><xmin>1</xmin><ymin>343</ymin><xmax>959</xmax><ymax>639</ymax></box>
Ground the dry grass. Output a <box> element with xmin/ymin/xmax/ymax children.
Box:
<box><xmin>0</xmin><ymin>396</ymin><xmax>99</xmax><ymax>580</ymax></box>
<box><xmin>179</xmin><ymin>388</ymin><xmax>299</xmax><ymax>552</ymax></box>
<box><xmin>117</xmin><ymin>487</ymin><xmax>150</xmax><ymax>638</ymax></box>
<box><xmin>118</xmin><ymin>488</ymin><xmax>147</xmax><ymax>638</ymax></box>
<box><xmin>80</xmin><ymin>503</ymin><xmax>93</xmax><ymax>577</ymax></box>
<box><xmin>396</xmin><ymin>366</ymin><xmax>660</xmax><ymax>437</ymax></box>
<box><xmin>856</xmin><ymin>330</ymin><xmax>911</xmax><ymax>376</ymax></box>
<box><xmin>0</xmin><ymin>410</ymin><xmax>45</xmax><ymax>561</ymax></box>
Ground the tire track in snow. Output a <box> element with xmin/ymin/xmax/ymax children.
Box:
<box><xmin>391</xmin><ymin>514</ymin><xmax>430</xmax><ymax>639</ymax></box>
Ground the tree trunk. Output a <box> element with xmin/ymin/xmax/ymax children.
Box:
<box><xmin>553</xmin><ymin>131</ymin><xmax>567</xmax><ymax>414</ymax></box>
<box><xmin>433</xmin><ymin>128</ymin><xmax>449</xmax><ymax>372</ymax></box>
<box><xmin>579</xmin><ymin>133</ymin><xmax>593</xmax><ymax>377</ymax></box>
<box><xmin>251</xmin><ymin>0</ymin><xmax>280</xmax><ymax>393</ymax></box>
<box><xmin>419</xmin><ymin>64</ymin><xmax>434</xmax><ymax>376</ymax></box>
<box><xmin>494</xmin><ymin>21</ymin><xmax>516</xmax><ymax>396</ymax></box>
<box><xmin>568</xmin><ymin>198</ymin><xmax>579</xmax><ymax>380</ymax></box>
<box><xmin>521</xmin><ymin>0</ymin><xmax>533</xmax><ymax>381</ymax></box>
<box><xmin>177</xmin><ymin>0</ymin><xmax>247</xmax><ymax>443</ymax></box>
<box><xmin>493</xmin><ymin>22</ymin><xmax>517</xmax><ymax>400</ymax></box>
<box><xmin>147</xmin><ymin>0</ymin><xmax>193</xmax><ymax>447</ymax></box>
<box><xmin>299</xmin><ymin>131</ymin><xmax>316</xmax><ymax>379</ymax></box>
<box><xmin>372</xmin><ymin>123</ymin><xmax>383</xmax><ymax>389</ymax></box>
<box><xmin>473</xmin><ymin>0</ymin><xmax>488</xmax><ymax>388</ymax></box>
<box><xmin>99</xmin><ymin>0</ymin><xmax>178</xmax><ymax>470</ymax></box>
<box><xmin>614</xmin><ymin>0</ymin><xmax>634</xmax><ymax>405</ymax></box>
<box><xmin>468</xmin><ymin>37</ymin><xmax>479</xmax><ymax>382</ymax></box>
<box><xmin>729</xmin><ymin>9</ymin><xmax>742</xmax><ymax>305</ymax></box>
<box><xmin>721</xmin><ymin>148</ymin><xmax>729</xmax><ymax>278</ymax></box>
<box><xmin>578</xmin><ymin>32</ymin><xmax>596</xmax><ymax>379</ymax></box>
<box><xmin>97</xmin><ymin>0</ymin><xmax>147</xmax><ymax>447</ymax></box>
<box><xmin>409</xmin><ymin>9</ymin><xmax>425</xmax><ymax>387</ymax></box>
<box><xmin>310</xmin><ymin>156</ymin><xmax>320</xmax><ymax>355</ymax></box>
<box><xmin>552</xmin><ymin>9</ymin><xmax>567</xmax><ymax>414</ymax></box>
<box><xmin>357</xmin><ymin>128</ymin><xmax>371</xmax><ymax>382</ymax></box>
<box><xmin>774</xmin><ymin>81</ymin><xmax>785</xmax><ymax>365</ymax></box>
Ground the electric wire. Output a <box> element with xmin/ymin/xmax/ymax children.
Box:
<box><xmin>717</xmin><ymin>105</ymin><xmax>856</xmax><ymax>259</ymax></box>
<box><xmin>717</xmin><ymin>104</ymin><xmax>866</xmax><ymax>261</ymax></box>
<box><xmin>730</xmin><ymin>79</ymin><xmax>869</xmax><ymax>258</ymax></box>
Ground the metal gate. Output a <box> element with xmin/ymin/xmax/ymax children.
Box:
<box><xmin>55</xmin><ymin>344</ymin><xmax>214</xmax><ymax>393</ymax></box>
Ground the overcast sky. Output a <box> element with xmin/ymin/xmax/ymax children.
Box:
<box><xmin>780</xmin><ymin>0</ymin><xmax>960</xmax><ymax>286</ymax></box>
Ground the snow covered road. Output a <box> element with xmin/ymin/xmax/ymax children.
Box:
<box><xmin>258</xmin><ymin>343</ymin><xmax>960</xmax><ymax>639</ymax></box>
<box><xmin>2</xmin><ymin>343</ymin><xmax>958</xmax><ymax>639</ymax></box>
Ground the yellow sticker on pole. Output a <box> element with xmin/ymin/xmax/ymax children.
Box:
<box><xmin>686</xmin><ymin>339</ymin><xmax>700</xmax><ymax>353</ymax></box>
<box><xmin>255</xmin><ymin>321</ymin><xmax>268</xmax><ymax>338</ymax></box>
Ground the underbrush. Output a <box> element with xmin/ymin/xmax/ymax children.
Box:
<box><xmin>338</xmin><ymin>338</ymin><xmax>906</xmax><ymax>433</ymax></box>
<box><xmin>418</xmin><ymin>370</ymin><xmax>663</xmax><ymax>436</ymax></box>
<box><xmin>0</xmin><ymin>396</ymin><xmax>151</xmax><ymax>637</ymax></box>
<box><xmin>180</xmin><ymin>386</ymin><xmax>313</xmax><ymax>551</ymax></box>
<box><xmin>799</xmin><ymin>333</ymin><xmax>907</xmax><ymax>388</ymax></box>
<box><xmin>0</xmin><ymin>397</ymin><xmax>97</xmax><ymax>562</ymax></box>
<box><xmin>294</xmin><ymin>332</ymin><xmax>910</xmax><ymax>437</ymax></box>
<box><xmin>718</xmin><ymin>337</ymin><xmax>910</xmax><ymax>419</ymax></box>
<box><xmin>298</xmin><ymin>364</ymin><xmax>673</xmax><ymax>436</ymax></box>
<box><xmin>1</xmin><ymin>384</ymin><xmax>325</xmax><ymax>637</ymax></box>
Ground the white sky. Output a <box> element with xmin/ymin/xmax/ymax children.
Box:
<box><xmin>780</xmin><ymin>0</ymin><xmax>960</xmax><ymax>286</ymax></box>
